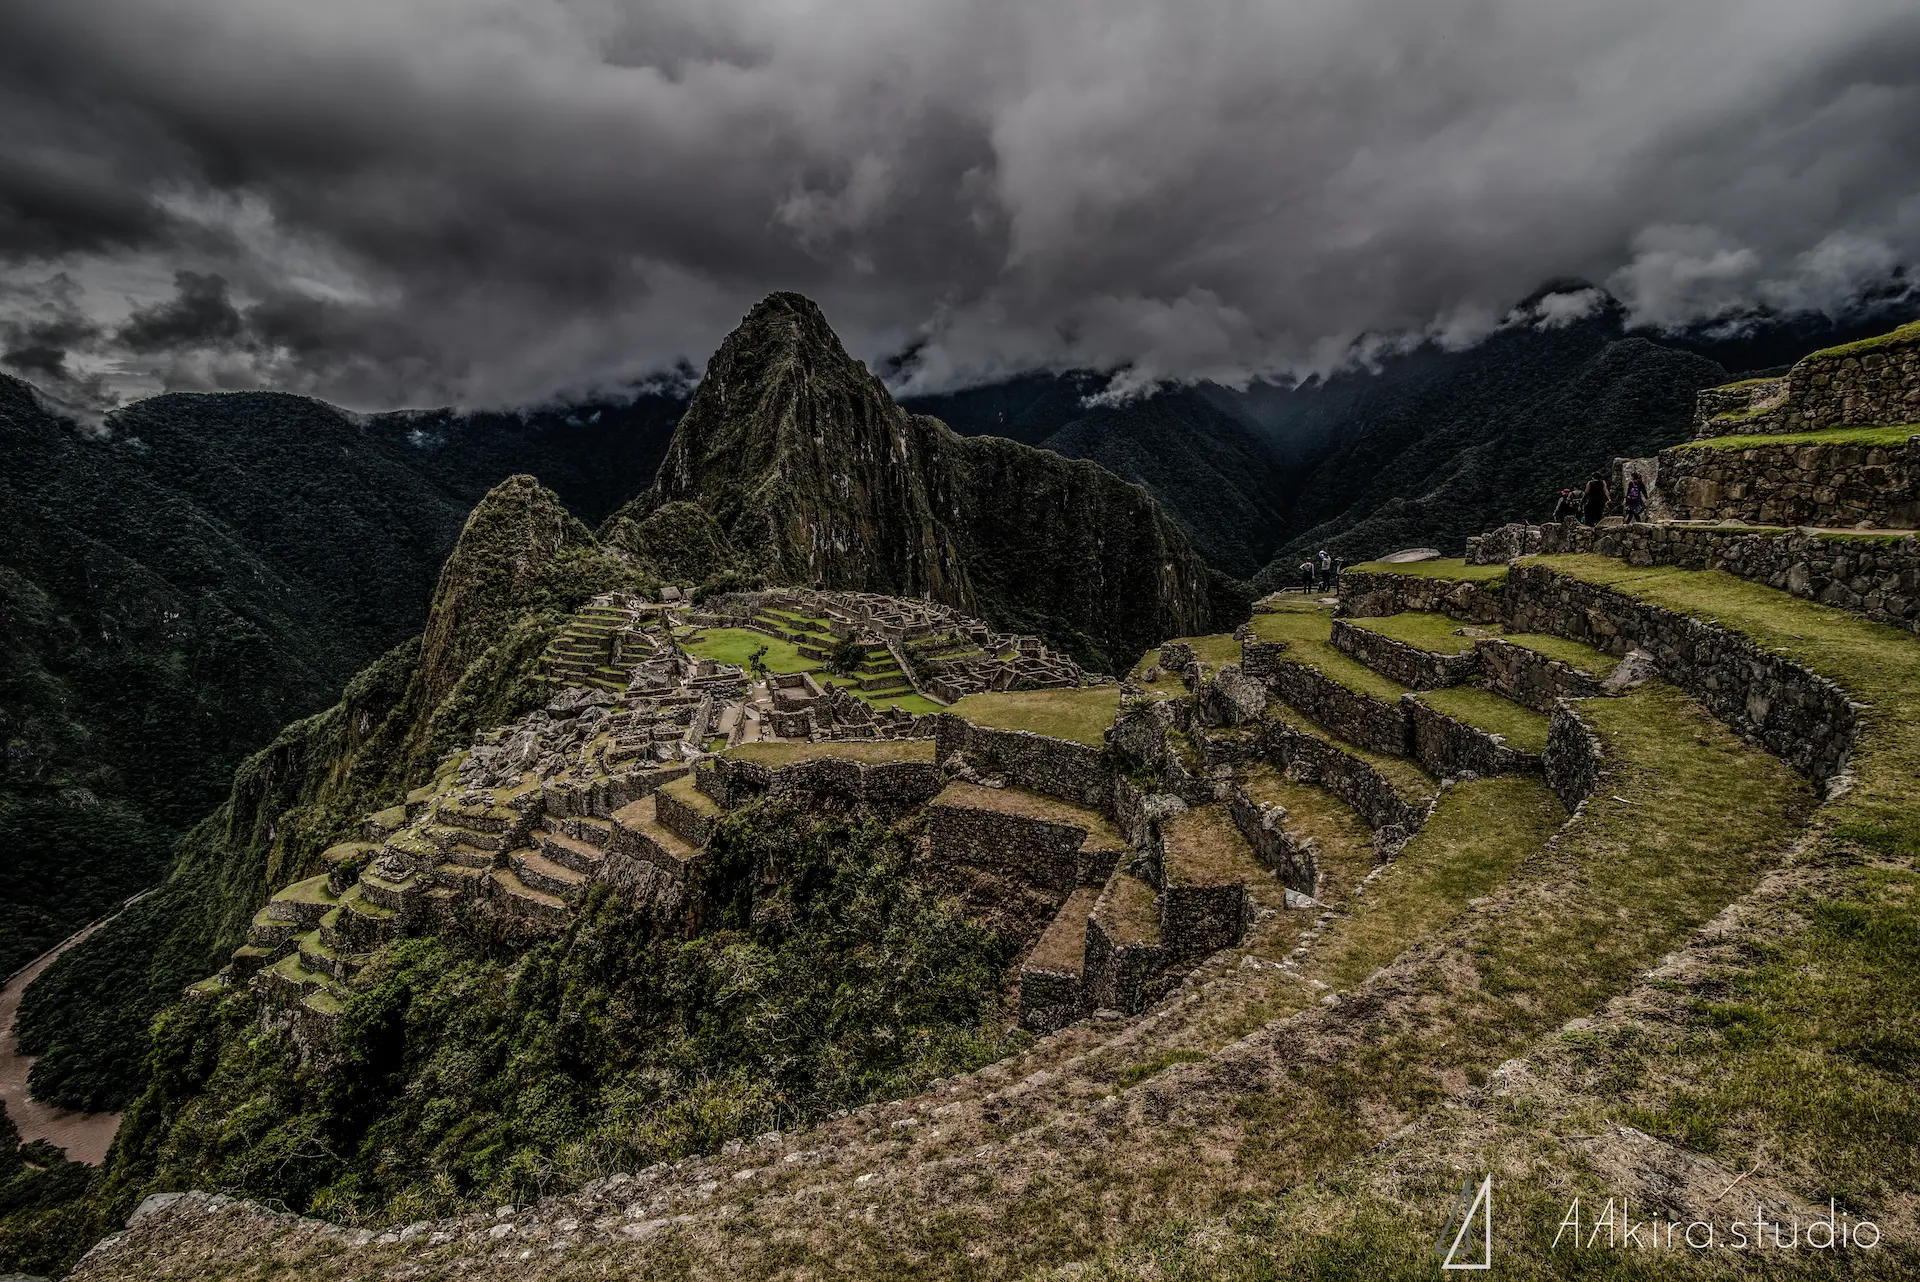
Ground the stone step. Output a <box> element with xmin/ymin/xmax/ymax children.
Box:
<box><xmin>363</xmin><ymin>805</ymin><xmax>408</xmax><ymax>842</ymax></box>
<box><xmin>537</xmin><ymin>828</ymin><xmax>605</xmax><ymax>875</ymax></box>
<box><xmin>1157</xmin><ymin>803</ymin><xmax>1262</xmax><ymax>961</ymax></box>
<box><xmin>435</xmin><ymin>800</ymin><xmax>510</xmax><ymax>833</ymax></box>
<box><xmin>654</xmin><ymin>774</ymin><xmax>721</xmax><ymax>848</ymax></box>
<box><xmin>556</xmin><ymin>814</ymin><xmax>612</xmax><ymax>848</ymax></box>
<box><xmin>297</xmin><ymin>931</ymin><xmax>363</xmax><ymax>984</ymax></box>
<box><xmin>436</xmin><ymin>838</ymin><xmax>497</xmax><ymax>868</ymax></box>
<box><xmin>247</xmin><ymin>904</ymin><xmax>298</xmax><ymax>951</ymax></box>
<box><xmin>927</xmin><ymin>781</ymin><xmax>1127</xmax><ymax>891</ymax></box>
<box><xmin>425</xmin><ymin>823</ymin><xmax>507</xmax><ymax>854</ymax></box>
<box><xmin>1084</xmin><ymin>869</ymin><xmax>1166</xmax><ymax>1015</ymax></box>
<box><xmin>511</xmin><ymin>847</ymin><xmax>590</xmax><ymax>902</ymax></box>
<box><xmin>490</xmin><ymin>867</ymin><xmax>570</xmax><ymax>925</ymax></box>
<box><xmin>357</xmin><ymin>868</ymin><xmax>418</xmax><ymax>913</ymax></box>
<box><xmin>609</xmin><ymin>792</ymin><xmax>704</xmax><ymax>875</ymax></box>
<box><xmin>257</xmin><ymin>944</ymin><xmax>342</xmax><ymax>1010</ymax></box>
<box><xmin>1018</xmin><ymin>885</ymin><xmax>1103</xmax><ymax>1034</ymax></box>
<box><xmin>433</xmin><ymin>861</ymin><xmax>490</xmax><ymax>892</ymax></box>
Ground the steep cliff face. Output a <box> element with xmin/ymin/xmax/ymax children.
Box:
<box><xmin>623</xmin><ymin>293</ymin><xmax>1235</xmax><ymax>670</ymax></box>
<box><xmin>645</xmin><ymin>293</ymin><xmax>968</xmax><ymax>602</ymax></box>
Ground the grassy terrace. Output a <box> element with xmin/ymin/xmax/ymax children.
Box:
<box><xmin>1413</xmin><ymin>684</ymin><xmax>1550</xmax><ymax>754</ymax></box>
<box><xmin>1262</xmin><ymin>696</ymin><xmax>1437</xmax><ymax>800</ymax></box>
<box><xmin>1127</xmin><ymin>648</ymin><xmax>1190</xmax><ymax>698</ymax></box>
<box><xmin>1057</xmin><ymin>557</ymin><xmax>1920</xmax><ymax>1279</ymax></box>
<box><xmin>1236</xmin><ymin>765</ymin><xmax>1377</xmax><ymax>905</ymax></box>
<box><xmin>1680</xmin><ymin>422</ymin><xmax>1920</xmax><ymax>451</ymax></box>
<box><xmin>1345</xmin><ymin>610</ymin><xmax>1484</xmax><ymax>654</ymax></box>
<box><xmin>947</xmin><ymin>687</ymin><xmax>1122</xmax><ymax>749</ymax></box>
<box><xmin>681</xmin><ymin>623</ymin><xmax>944</xmax><ymax>715</ymax></box>
<box><xmin>1496</xmin><ymin>629</ymin><xmax>1618</xmax><ymax>675</ymax></box>
<box><xmin>1247</xmin><ymin>606</ymin><xmax>1409</xmax><ymax>704</ymax></box>
<box><xmin>1344</xmin><ymin>556</ymin><xmax>1508</xmax><ymax>580</ymax></box>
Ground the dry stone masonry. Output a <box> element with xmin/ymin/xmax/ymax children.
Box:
<box><xmin>1690</xmin><ymin>320</ymin><xmax>1920</xmax><ymax>439</ymax></box>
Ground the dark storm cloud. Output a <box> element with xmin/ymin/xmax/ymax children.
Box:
<box><xmin>0</xmin><ymin>0</ymin><xmax>1917</xmax><ymax>409</ymax></box>
<box><xmin>116</xmin><ymin>271</ymin><xmax>243</xmax><ymax>351</ymax></box>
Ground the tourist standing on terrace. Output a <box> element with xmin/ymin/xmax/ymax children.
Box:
<box><xmin>1581</xmin><ymin>471</ymin><xmax>1609</xmax><ymax>525</ymax></box>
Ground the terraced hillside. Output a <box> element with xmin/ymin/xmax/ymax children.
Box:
<box><xmin>70</xmin><ymin>536</ymin><xmax>1920</xmax><ymax>1279</ymax></box>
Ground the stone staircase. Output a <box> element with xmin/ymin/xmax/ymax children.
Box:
<box><xmin>538</xmin><ymin>595</ymin><xmax>652</xmax><ymax>693</ymax></box>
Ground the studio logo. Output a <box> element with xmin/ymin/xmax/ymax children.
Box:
<box><xmin>1434</xmin><ymin>1175</ymin><xmax>1494</xmax><ymax>1270</ymax></box>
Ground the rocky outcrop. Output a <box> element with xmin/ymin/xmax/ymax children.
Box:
<box><xmin>617</xmin><ymin>293</ymin><xmax>1235</xmax><ymax>671</ymax></box>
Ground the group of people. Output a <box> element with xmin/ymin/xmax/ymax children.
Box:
<box><xmin>1550</xmin><ymin>471</ymin><xmax>1649</xmax><ymax>526</ymax></box>
<box><xmin>1296</xmin><ymin>549</ymin><xmax>1343</xmax><ymax>593</ymax></box>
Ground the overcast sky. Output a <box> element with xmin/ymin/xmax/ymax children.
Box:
<box><xmin>2</xmin><ymin>0</ymin><xmax>1917</xmax><ymax>411</ymax></box>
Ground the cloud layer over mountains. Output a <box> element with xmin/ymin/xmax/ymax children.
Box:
<box><xmin>3</xmin><ymin>0</ymin><xmax>1918</xmax><ymax>409</ymax></box>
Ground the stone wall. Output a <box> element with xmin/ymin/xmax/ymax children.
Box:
<box><xmin>701</xmin><ymin>755</ymin><xmax>942</xmax><ymax>816</ymax></box>
<box><xmin>1655</xmin><ymin>435</ymin><xmax>1920</xmax><ymax>528</ymax></box>
<box><xmin>1331</xmin><ymin>618</ymin><xmax>1479</xmax><ymax>689</ymax></box>
<box><xmin>1082</xmin><ymin>911</ymin><xmax>1167</xmax><ymax>1014</ymax></box>
<box><xmin>1505</xmin><ymin>563</ymin><xmax>1859</xmax><ymax>785</ymax></box>
<box><xmin>1474</xmin><ymin>638</ymin><xmax>1608</xmax><ymax>713</ymax></box>
<box><xmin>1405</xmin><ymin>696</ymin><xmax>1537</xmax><ymax>779</ymax></box>
<box><xmin>1543</xmin><ymin>701</ymin><xmax>1604</xmax><ymax>811</ymax></box>
<box><xmin>1018</xmin><ymin>965</ymin><xmax>1087</xmax><ymax>1035</ymax></box>
<box><xmin>1693</xmin><ymin>326</ymin><xmax>1920</xmax><ymax>439</ymax></box>
<box><xmin>926</xmin><ymin>799</ymin><xmax>1090</xmax><ymax>892</ymax></box>
<box><xmin>1228</xmin><ymin>787</ymin><xmax>1319</xmax><ymax>896</ymax></box>
<box><xmin>934</xmin><ymin>715</ymin><xmax>1110</xmax><ymax>807</ymax></box>
<box><xmin>1257</xmin><ymin>660</ymin><xmax>1410</xmax><ymax>757</ymax></box>
<box><xmin>1338</xmin><ymin>572</ymin><xmax>1506</xmax><ymax>625</ymax></box>
<box><xmin>1255</xmin><ymin>717</ymin><xmax>1430</xmax><ymax>837</ymax></box>
<box><xmin>1465</xmin><ymin>520</ymin><xmax>1920</xmax><ymax>636</ymax></box>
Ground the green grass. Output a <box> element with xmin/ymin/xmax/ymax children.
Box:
<box><xmin>948</xmin><ymin>688</ymin><xmax>1122</xmax><ymax>748</ymax></box>
<box><xmin>1678</xmin><ymin>422</ymin><xmax>1920</xmax><ymax>451</ymax></box>
<box><xmin>1345</xmin><ymin>611</ymin><xmax>1485</xmax><ymax>655</ymax></box>
<box><xmin>1247</xmin><ymin>609</ymin><xmax>1410</xmax><ymax>703</ymax></box>
<box><xmin>683</xmin><ymin>626</ymin><xmax>943</xmax><ymax>714</ymax></box>
<box><xmin>1495</xmin><ymin>631</ymin><xmax>1618</xmax><ymax>676</ymax></box>
<box><xmin>273</xmin><ymin>874</ymin><xmax>337</xmax><ymax>905</ymax></box>
<box><xmin>1344</xmin><ymin>557</ymin><xmax>1508</xmax><ymax>581</ymax></box>
<box><xmin>1803</xmin><ymin>316</ymin><xmax>1920</xmax><ymax>362</ymax></box>
<box><xmin>1706</xmin><ymin>374</ymin><xmax>1786</xmax><ymax>392</ymax></box>
<box><xmin>680</xmin><ymin>627</ymin><xmax>816</xmax><ymax>674</ymax></box>
<box><xmin>1413</xmin><ymin>685</ymin><xmax>1550</xmax><ymax>754</ymax></box>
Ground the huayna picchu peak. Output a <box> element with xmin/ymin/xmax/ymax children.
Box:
<box><xmin>607</xmin><ymin>292</ymin><xmax>1244</xmax><ymax>675</ymax></box>
<box><xmin>10</xmin><ymin>307</ymin><xmax>1920</xmax><ymax>1282</ymax></box>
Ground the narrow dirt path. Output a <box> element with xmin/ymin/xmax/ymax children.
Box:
<box><xmin>0</xmin><ymin>904</ymin><xmax>144</xmax><ymax>1164</ymax></box>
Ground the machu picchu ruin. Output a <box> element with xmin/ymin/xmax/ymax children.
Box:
<box><xmin>15</xmin><ymin>300</ymin><xmax>1920</xmax><ymax>1282</ymax></box>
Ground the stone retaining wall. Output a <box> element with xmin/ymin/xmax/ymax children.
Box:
<box><xmin>1228</xmin><ymin>787</ymin><xmax>1319</xmax><ymax>895</ymax></box>
<box><xmin>1257</xmin><ymin>661</ymin><xmax>1410</xmax><ymax>757</ymax></box>
<box><xmin>1338</xmin><ymin>572</ymin><xmax>1506</xmax><ymax>625</ymax></box>
<box><xmin>1331</xmin><ymin>618</ymin><xmax>1480</xmax><ymax>689</ymax></box>
<box><xmin>1469</xmin><ymin>519</ymin><xmax>1920</xmax><ymax>636</ymax></box>
<box><xmin>1505</xmin><ymin>564</ymin><xmax>1859</xmax><ymax>784</ymax></box>
<box><xmin>1543</xmin><ymin>701</ymin><xmax>1604</xmax><ymax>811</ymax></box>
<box><xmin>1083</xmin><ymin>912</ymin><xmax>1166</xmax><ymax>1014</ymax></box>
<box><xmin>1474</xmin><ymin>638</ymin><xmax>1609</xmax><ymax>713</ymax></box>
<box><xmin>1256</xmin><ymin>717</ymin><xmax>1430</xmax><ymax>837</ymax></box>
<box><xmin>1406</xmin><ymin>697</ymin><xmax>1537</xmax><ymax>779</ymax></box>
<box><xmin>934</xmin><ymin>715</ymin><xmax>1109</xmax><ymax>808</ymax></box>
<box><xmin>1018</xmin><ymin>965</ymin><xmax>1087</xmax><ymax>1034</ymax></box>
<box><xmin>1655</xmin><ymin>435</ymin><xmax>1920</xmax><ymax>528</ymax></box>
<box><xmin>926</xmin><ymin>800</ymin><xmax>1088</xmax><ymax>892</ymax></box>
<box><xmin>701</xmin><ymin>755</ymin><xmax>942</xmax><ymax>815</ymax></box>
<box><xmin>1693</xmin><ymin>327</ymin><xmax>1920</xmax><ymax>439</ymax></box>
